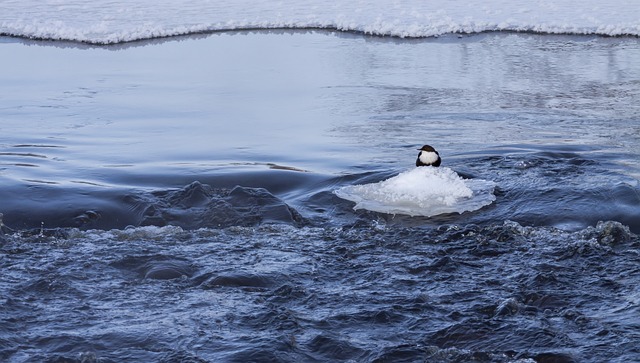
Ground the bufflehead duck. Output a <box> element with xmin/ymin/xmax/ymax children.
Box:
<box><xmin>416</xmin><ymin>145</ymin><xmax>441</xmax><ymax>167</ymax></box>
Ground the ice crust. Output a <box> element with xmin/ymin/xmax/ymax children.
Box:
<box><xmin>1</xmin><ymin>1</ymin><xmax>639</xmax><ymax>44</ymax></box>
<box><xmin>335</xmin><ymin>167</ymin><xmax>496</xmax><ymax>217</ymax></box>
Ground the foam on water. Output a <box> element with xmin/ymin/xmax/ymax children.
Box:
<box><xmin>1</xmin><ymin>0</ymin><xmax>639</xmax><ymax>44</ymax></box>
<box><xmin>335</xmin><ymin>167</ymin><xmax>496</xmax><ymax>217</ymax></box>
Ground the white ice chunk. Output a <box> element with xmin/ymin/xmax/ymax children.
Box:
<box><xmin>335</xmin><ymin>167</ymin><xmax>496</xmax><ymax>217</ymax></box>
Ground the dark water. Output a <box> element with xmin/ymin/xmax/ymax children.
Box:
<box><xmin>1</xmin><ymin>31</ymin><xmax>640</xmax><ymax>362</ymax></box>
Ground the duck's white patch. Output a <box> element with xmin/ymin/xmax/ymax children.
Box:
<box><xmin>419</xmin><ymin>151</ymin><xmax>439</xmax><ymax>165</ymax></box>
<box><xmin>334</xmin><ymin>167</ymin><xmax>496</xmax><ymax>217</ymax></box>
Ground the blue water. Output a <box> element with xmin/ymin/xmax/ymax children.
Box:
<box><xmin>1</xmin><ymin>31</ymin><xmax>640</xmax><ymax>362</ymax></box>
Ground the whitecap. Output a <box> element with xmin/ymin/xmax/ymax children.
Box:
<box><xmin>335</xmin><ymin>167</ymin><xmax>496</xmax><ymax>217</ymax></box>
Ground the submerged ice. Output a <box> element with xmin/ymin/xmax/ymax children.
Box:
<box><xmin>335</xmin><ymin>167</ymin><xmax>496</xmax><ymax>217</ymax></box>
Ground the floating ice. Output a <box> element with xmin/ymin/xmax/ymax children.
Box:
<box><xmin>335</xmin><ymin>167</ymin><xmax>496</xmax><ymax>217</ymax></box>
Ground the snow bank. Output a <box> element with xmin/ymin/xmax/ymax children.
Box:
<box><xmin>1</xmin><ymin>1</ymin><xmax>639</xmax><ymax>44</ymax></box>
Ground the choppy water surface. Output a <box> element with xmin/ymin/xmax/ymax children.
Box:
<box><xmin>1</xmin><ymin>32</ymin><xmax>640</xmax><ymax>362</ymax></box>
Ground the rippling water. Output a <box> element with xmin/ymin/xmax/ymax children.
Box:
<box><xmin>3</xmin><ymin>221</ymin><xmax>639</xmax><ymax>362</ymax></box>
<box><xmin>1</xmin><ymin>31</ymin><xmax>640</xmax><ymax>362</ymax></box>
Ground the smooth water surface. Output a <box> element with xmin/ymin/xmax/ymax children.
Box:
<box><xmin>1</xmin><ymin>32</ymin><xmax>639</xmax><ymax>231</ymax></box>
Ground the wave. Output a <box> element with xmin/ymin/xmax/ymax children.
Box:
<box><xmin>2</xmin><ymin>1</ymin><xmax>639</xmax><ymax>44</ymax></box>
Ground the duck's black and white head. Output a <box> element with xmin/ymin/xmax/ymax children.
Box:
<box><xmin>416</xmin><ymin>145</ymin><xmax>441</xmax><ymax>167</ymax></box>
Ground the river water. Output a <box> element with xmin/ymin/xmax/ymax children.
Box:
<box><xmin>1</xmin><ymin>31</ymin><xmax>639</xmax><ymax>362</ymax></box>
